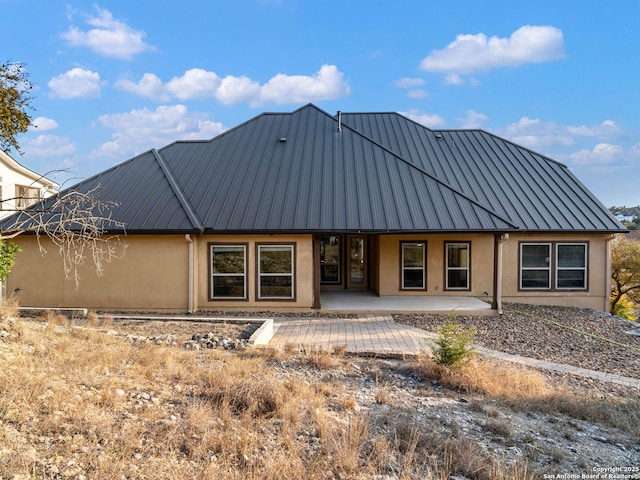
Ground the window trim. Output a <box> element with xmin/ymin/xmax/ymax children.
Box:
<box><xmin>518</xmin><ymin>241</ymin><xmax>589</xmax><ymax>292</ymax></box>
<box><xmin>445</xmin><ymin>242</ymin><xmax>471</xmax><ymax>291</ymax></box>
<box><xmin>555</xmin><ymin>242</ymin><xmax>588</xmax><ymax>290</ymax></box>
<box><xmin>519</xmin><ymin>242</ymin><xmax>552</xmax><ymax>290</ymax></box>
<box><xmin>256</xmin><ymin>243</ymin><xmax>296</xmax><ymax>301</ymax></box>
<box><xmin>209</xmin><ymin>243</ymin><xmax>248</xmax><ymax>301</ymax></box>
<box><xmin>400</xmin><ymin>241</ymin><xmax>427</xmax><ymax>291</ymax></box>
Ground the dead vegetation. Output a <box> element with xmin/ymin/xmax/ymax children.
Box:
<box><xmin>0</xmin><ymin>310</ymin><xmax>638</xmax><ymax>479</ymax></box>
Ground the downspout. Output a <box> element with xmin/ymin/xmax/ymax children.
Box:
<box><xmin>605</xmin><ymin>234</ymin><xmax>613</xmax><ymax>313</ymax></box>
<box><xmin>493</xmin><ymin>233</ymin><xmax>509</xmax><ymax>315</ymax></box>
<box><xmin>185</xmin><ymin>234</ymin><xmax>194</xmax><ymax>314</ymax></box>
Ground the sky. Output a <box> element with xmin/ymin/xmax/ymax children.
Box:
<box><xmin>2</xmin><ymin>0</ymin><xmax>639</xmax><ymax>208</ymax></box>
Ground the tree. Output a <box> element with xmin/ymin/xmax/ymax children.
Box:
<box><xmin>610</xmin><ymin>236</ymin><xmax>640</xmax><ymax>318</ymax></box>
<box><xmin>0</xmin><ymin>61</ymin><xmax>34</xmax><ymax>153</ymax></box>
<box><xmin>0</xmin><ymin>185</ymin><xmax>127</xmax><ymax>289</ymax></box>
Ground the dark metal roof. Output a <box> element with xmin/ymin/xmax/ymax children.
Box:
<box><xmin>341</xmin><ymin>112</ymin><xmax>625</xmax><ymax>232</ymax></box>
<box><xmin>1</xmin><ymin>104</ymin><xmax>624</xmax><ymax>234</ymax></box>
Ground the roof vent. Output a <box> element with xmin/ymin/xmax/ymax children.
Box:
<box><xmin>279</xmin><ymin>137</ymin><xmax>287</xmax><ymax>143</ymax></box>
<box><xmin>435</xmin><ymin>134</ymin><xmax>443</xmax><ymax>139</ymax></box>
<box><xmin>337</xmin><ymin>111</ymin><xmax>342</xmax><ymax>132</ymax></box>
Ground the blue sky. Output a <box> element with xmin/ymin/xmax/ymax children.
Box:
<box><xmin>2</xmin><ymin>0</ymin><xmax>639</xmax><ymax>207</ymax></box>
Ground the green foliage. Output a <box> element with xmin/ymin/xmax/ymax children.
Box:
<box><xmin>610</xmin><ymin>236</ymin><xmax>640</xmax><ymax>315</ymax></box>
<box><xmin>611</xmin><ymin>296</ymin><xmax>637</xmax><ymax>321</ymax></box>
<box><xmin>0</xmin><ymin>61</ymin><xmax>34</xmax><ymax>153</ymax></box>
<box><xmin>432</xmin><ymin>314</ymin><xmax>476</xmax><ymax>366</ymax></box>
<box><xmin>0</xmin><ymin>241</ymin><xmax>20</xmax><ymax>282</ymax></box>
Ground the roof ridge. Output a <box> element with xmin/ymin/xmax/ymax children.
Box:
<box><xmin>151</xmin><ymin>149</ymin><xmax>204</xmax><ymax>233</ymax></box>
<box><xmin>338</xmin><ymin>114</ymin><xmax>519</xmax><ymax>230</ymax></box>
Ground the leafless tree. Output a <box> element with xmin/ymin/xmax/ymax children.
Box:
<box><xmin>1</xmin><ymin>185</ymin><xmax>127</xmax><ymax>288</ymax></box>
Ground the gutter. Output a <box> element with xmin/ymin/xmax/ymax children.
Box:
<box><xmin>185</xmin><ymin>234</ymin><xmax>194</xmax><ymax>314</ymax></box>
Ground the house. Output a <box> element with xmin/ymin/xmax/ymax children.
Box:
<box><xmin>3</xmin><ymin>104</ymin><xmax>626</xmax><ymax>313</ymax></box>
<box><xmin>0</xmin><ymin>149</ymin><xmax>57</xmax><ymax>219</ymax></box>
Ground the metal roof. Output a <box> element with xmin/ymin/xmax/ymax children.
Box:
<box><xmin>2</xmin><ymin>104</ymin><xmax>625</xmax><ymax>234</ymax></box>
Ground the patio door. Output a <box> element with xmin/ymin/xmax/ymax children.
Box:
<box><xmin>347</xmin><ymin>235</ymin><xmax>368</xmax><ymax>289</ymax></box>
<box><xmin>319</xmin><ymin>235</ymin><xmax>369</xmax><ymax>289</ymax></box>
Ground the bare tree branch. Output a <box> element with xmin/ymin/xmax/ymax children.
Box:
<box><xmin>1</xmin><ymin>185</ymin><xmax>127</xmax><ymax>288</ymax></box>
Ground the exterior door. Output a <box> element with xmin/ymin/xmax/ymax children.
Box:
<box><xmin>347</xmin><ymin>235</ymin><xmax>368</xmax><ymax>289</ymax></box>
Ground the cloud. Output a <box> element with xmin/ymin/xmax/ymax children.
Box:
<box><xmin>48</xmin><ymin>68</ymin><xmax>104</xmax><ymax>98</ymax></box>
<box><xmin>116</xmin><ymin>64</ymin><xmax>350</xmax><ymax>106</ymax></box>
<box><xmin>394</xmin><ymin>77</ymin><xmax>426</xmax><ymax>88</ymax></box>
<box><xmin>115</xmin><ymin>73</ymin><xmax>169</xmax><ymax>101</ymax></box>
<box><xmin>24</xmin><ymin>135</ymin><xmax>76</xmax><ymax>157</ymax></box>
<box><xmin>407</xmin><ymin>89</ymin><xmax>428</xmax><ymax>99</ymax></box>
<box><xmin>458</xmin><ymin>110</ymin><xmax>488</xmax><ymax>129</ymax></box>
<box><xmin>399</xmin><ymin>109</ymin><xmax>446</xmax><ymax>128</ymax></box>
<box><xmin>496</xmin><ymin>117</ymin><xmax>625</xmax><ymax>149</ymax></box>
<box><xmin>94</xmin><ymin>104</ymin><xmax>226</xmax><ymax>158</ymax></box>
<box><xmin>29</xmin><ymin>117</ymin><xmax>59</xmax><ymax>131</ymax></box>
<box><xmin>568</xmin><ymin>143</ymin><xmax>624</xmax><ymax>166</ymax></box>
<box><xmin>258</xmin><ymin>64</ymin><xmax>351</xmax><ymax>105</ymax></box>
<box><xmin>62</xmin><ymin>6</ymin><xmax>153</xmax><ymax>59</ymax></box>
<box><xmin>420</xmin><ymin>25</ymin><xmax>564</xmax><ymax>74</ymax></box>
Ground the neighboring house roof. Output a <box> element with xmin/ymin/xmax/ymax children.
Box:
<box><xmin>1</xmin><ymin>104</ymin><xmax>625</xmax><ymax>235</ymax></box>
<box><xmin>0</xmin><ymin>149</ymin><xmax>57</xmax><ymax>192</ymax></box>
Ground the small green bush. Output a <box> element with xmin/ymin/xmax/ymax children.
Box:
<box><xmin>432</xmin><ymin>315</ymin><xmax>476</xmax><ymax>366</ymax></box>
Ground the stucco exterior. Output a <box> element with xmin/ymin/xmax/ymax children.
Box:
<box><xmin>5</xmin><ymin>231</ymin><xmax>613</xmax><ymax>313</ymax></box>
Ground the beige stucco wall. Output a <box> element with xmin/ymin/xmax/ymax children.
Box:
<box><xmin>377</xmin><ymin>233</ymin><xmax>494</xmax><ymax>301</ymax></box>
<box><xmin>194</xmin><ymin>234</ymin><xmax>314</xmax><ymax>311</ymax></box>
<box><xmin>501</xmin><ymin>233</ymin><xmax>612</xmax><ymax>311</ymax></box>
<box><xmin>7</xmin><ymin>234</ymin><xmax>190</xmax><ymax>311</ymax></box>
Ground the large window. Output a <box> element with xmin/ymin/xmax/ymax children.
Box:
<box><xmin>401</xmin><ymin>242</ymin><xmax>426</xmax><ymax>290</ymax></box>
<box><xmin>520</xmin><ymin>242</ymin><xmax>588</xmax><ymax>290</ymax></box>
<box><xmin>210</xmin><ymin>244</ymin><xmax>247</xmax><ymax>299</ymax></box>
<box><xmin>15</xmin><ymin>185</ymin><xmax>40</xmax><ymax>209</ymax></box>
<box><xmin>446</xmin><ymin>242</ymin><xmax>470</xmax><ymax>290</ymax></box>
<box><xmin>258</xmin><ymin>244</ymin><xmax>295</xmax><ymax>300</ymax></box>
<box><xmin>320</xmin><ymin>236</ymin><xmax>341</xmax><ymax>284</ymax></box>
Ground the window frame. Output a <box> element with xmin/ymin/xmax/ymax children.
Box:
<box><xmin>445</xmin><ymin>242</ymin><xmax>471</xmax><ymax>291</ymax></box>
<box><xmin>518</xmin><ymin>241</ymin><xmax>589</xmax><ymax>292</ymax></box>
<box><xmin>519</xmin><ymin>242</ymin><xmax>552</xmax><ymax>290</ymax></box>
<box><xmin>256</xmin><ymin>243</ymin><xmax>296</xmax><ymax>301</ymax></box>
<box><xmin>400</xmin><ymin>241</ymin><xmax>427</xmax><ymax>290</ymax></box>
<box><xmin>209</xmin><ymin>243</ymin><xmax>248</xmax><ymax>301</ymax></box>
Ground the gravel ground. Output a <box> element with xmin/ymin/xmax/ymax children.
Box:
<box><xmin>394</xmin><ymin>303</ymin><xmax>640</xmax><ymax>380</ymax></box>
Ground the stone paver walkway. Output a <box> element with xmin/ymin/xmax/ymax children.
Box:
<box><xmin>269</xmin><ymin>314</ymin><xmax>640</xmax><ymax>389</ymax></box>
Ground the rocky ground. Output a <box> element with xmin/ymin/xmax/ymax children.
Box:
<box><xmin>2</xmin><ymin>305</ymin><xmax>639</xmax><ymax>478</ymax></box>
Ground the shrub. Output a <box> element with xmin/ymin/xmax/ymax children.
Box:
<box><xmin>611</xmin><ymin>296</ymin><xmax>637</xmax><ymax>320</ymax></box>
<box><xmin>432</xmin><ymin>315</ymin><xmax>476</xmax><ymax>366</ymax></box>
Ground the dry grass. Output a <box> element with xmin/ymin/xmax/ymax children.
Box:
<box><xmin>415</xmin><ymin>355</ymin><xmax>640</xmax><ymax>437</ymax></box>
<box><xmin>0</xmin><ymin>314</ymin><xmax>552</xmax><ymax>479</ymax></box>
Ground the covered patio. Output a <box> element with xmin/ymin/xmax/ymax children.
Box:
<box><xmin>318</xmin><ymin>290</ymin><xmax>494</xmax><ymax>315</ymax></box>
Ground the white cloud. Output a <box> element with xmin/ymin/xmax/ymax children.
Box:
<box><xmin>407</xmin><ymin>89</ymin><xmax>428</xmax><ymax>99</ymax></box>
<box><xmin>394</xmin><ymin>77</ymin><xmax>425</xmax><ymax>88</ymax></box>
<box><xmin>497</xmin><ymin>116</ymin><xmax>625</xmax><ymax>149</ymax></box>
<box><xmin>62</xmin><ymin>6</ymin><xmax>153</xmax><ymax>59</ymax></box>
<box><xmin>94</xmin><ymin>104</ymin><xmax>226</xmax><ymax>158</ymax></box>
<box><xmin>29</xmin><ymin>117</ymin><xmax>59</xmax><ymax>131</ymax></box>
<box><xmin>420</xmin><ymin>25</ymin><xmax>564</xmax><ymax>74</ymax></box>
<box><xmin>444</xmin><ymin>73</ymin><xmax>465</xmax><ymax>85</ymax></box>
<box><xmin>48</xmin><ymin>68</ymin><xmax>104</xmax><ymax>99</ymax></box>
<box><xmin>258</xmin><ymin>64</ymin><xmax>351</xmax><ymax>105</ymax></box>
<box><xmin>115</xmin><ymin>73</ymin><xmax>170</xmax><ymax>101</ymax></box>
<box><xmin>458</xmin><ymin>110</ymin><xmax>488</xmax><ymax>129</ymax></box>
<box><xmin>118</xmin><ymin>64</ymin><xmax>351</xmax><ymax>106</ymax></box>
<box><xmin>399</xmin><ymin>109</ymin><xmax>446</xmax><ymax>128</ymax></box>
<box><xmin>569</xmin><ymin>143</ymin><xmax>624</xmax><ymax>166</ymax></box>
<box><xmin>24</xmin><ymin>135</ymin><xmax>76</xmax><ymax>157</ymax></box>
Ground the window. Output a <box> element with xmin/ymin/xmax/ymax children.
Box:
<box><xmin>320</xmin><ymin>236</ymin><xmax>341</xmax><ymax>284</ymax></box>
<box><xmin>520</xmin><ymin>242</ymin><xmax>588</xmax><ymax>290</ymax></box>
<box><xmin>446</xmin><ymin>242</ymin><xmax>470</xmax><ymax>290</ymax></box>
<box><xmin>258</xmin><ymin>244</ymin><xmax>295</xmax><ymax>299</ymax></box>
<box><xmin>556</xmin><ymin>244</ymin><xmax>587</xmax><ymax>289</ymax></box>
<box><xmin>401</xmin><ymin>242</ymin><xmax>426</xmax><ymax>289</ymax></box>
<box><xmin>210</xmin><ymin>244</ymin><xmax>247</xmax><ymax>299</ymax></box>
<box><xmin>15</xmin><ymin>185</ymin><xmax>40</xmax><ymax>209</ymax></box>
<box><xmin>520</xmin><ymin>243</ymin><xmax>551</xmax><ymax>289</ymax></box>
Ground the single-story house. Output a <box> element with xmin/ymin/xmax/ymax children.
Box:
<box><xmin>3</xmin><ymin>104</ymin><xmax>626</xmax><ymax>313</ymax></box>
